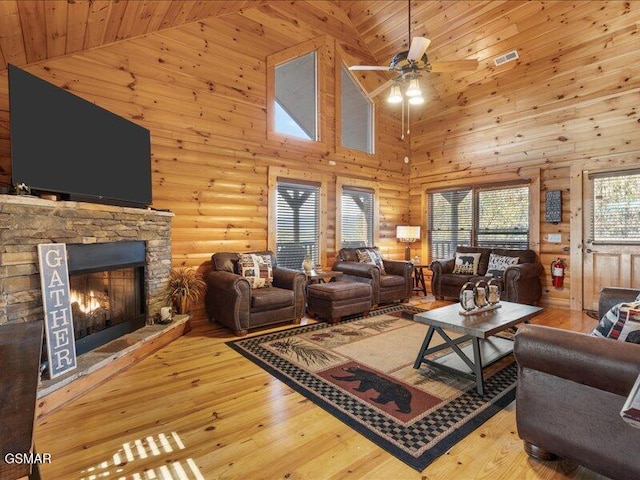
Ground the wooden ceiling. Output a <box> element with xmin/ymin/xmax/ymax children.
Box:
<box><xmin>1</xmin><ymin>0</ymin><xmax>639</xmax><ymax>114</ymax></box>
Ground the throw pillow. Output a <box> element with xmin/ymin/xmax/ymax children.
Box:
<box><xmin>237</xmin><ymin>253</ymin><xmax>273</xmax><ymax>289</ymax></box>
<box><xmin>486</xmin><ymin>254</ymin><xmax>519</xmax><ymax>278</ymax></box>
<box><xmin>452</xmin><ymin>252</ymin><xmax>482</xmax><ymax>275</ymax></box>
<box><xmin>591</xmin><ymin>301</ymin><xmax>640</xmax><ymax>343</ymax></box>
<box><xmin>356</xmin><ymin>249</ymin><xmax>386</xmax><ymax>275</ymax></box>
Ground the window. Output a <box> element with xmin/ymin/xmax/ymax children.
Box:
<box><xmin>274</xmin><ymin>51</ymin><xmax>317</xmax><ymax>140</ymax></box>
<box><xmin>275</xmin><ymin>181</ymin><xmax>320</xmax><ymax>270</ymax></box>
<box><xmin>340</xmin><ymin>65</ymin><xmax>373</xmax><ymax>153</ymax></box>
<box><xmin>268</xmin><ymin>38</ymin><xmax>327</xmax><ymax>144</ymax></box>
<box><xmin>341</xmin><ymin>186</ymin><xmax>375</xmax><ymax>248</ymax></box>
<box><xmin>429</xmin><ymin>184</ymin><xmax>530</xmax><ymax>260</ymax></box>
<box><xmin>590</xmin><ymin>169</ymin><xmax>640</xmax><ymax>243</ymax></box>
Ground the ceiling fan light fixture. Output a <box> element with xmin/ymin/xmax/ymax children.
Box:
<box><xmin>408</xmin><ymin>95</ymin><xmax>425</xmax><ymax>105</ymax></box>
<box><xmin>387</xmin><ymin>84</ymin><xmax>403</xmax><ymax>104</ymax></box>
<box><xmin>405</xmin><ymin>77</ymin><xmax>422</xmax><ymax>97</ymax></box>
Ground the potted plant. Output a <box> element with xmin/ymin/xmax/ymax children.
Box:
<box><xmin>166</xmin><ymin>267</ymin><xmax>207</xmax><ymax>315</ymax></box>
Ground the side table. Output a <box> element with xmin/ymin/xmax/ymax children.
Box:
<box><xmin>306</xmin><ymin>270</ymin><xmax>344</xmax><ymax>284</ymax></box>
<box><xmin>412</xmin><ymin>264</ymin><xmax>428</xmax><ymax>296</ymax></box>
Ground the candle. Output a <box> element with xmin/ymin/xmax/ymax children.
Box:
<box><xmin>489</xmin><ymin>285</ymin><xmax>500</xmax><ymax>304</ymax></box>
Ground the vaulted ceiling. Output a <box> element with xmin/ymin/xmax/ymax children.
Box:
<box><xmin>4</xmin><ymin>0</ymin><xmax>624</xmax><ymax>104</ymax></box>
<box><xmin>1</xmin><ymin>1</ymin><xmax>638</xmax><ymax>134</ymax></box>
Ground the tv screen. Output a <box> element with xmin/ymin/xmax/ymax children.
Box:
<box><xmin>8</xmin><ymin>64</ymin><xmax>152</xmax><ymax>208</ymax></box>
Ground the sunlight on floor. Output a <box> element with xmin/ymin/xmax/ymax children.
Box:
<box><xmin>79</xmin><ymin>432</ymin><xmax>204</xmax><ymax>480</ymax></box>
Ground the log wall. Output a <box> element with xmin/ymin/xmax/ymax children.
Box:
<box><xmin>0</xmin><ymin>4</ymin><xmax>410</xmax><ymax>325</ymax></box>
<box><xmin>408</xmin><ymin>1</ymin><xmax>640</xmax><ymax>309</ymax></box>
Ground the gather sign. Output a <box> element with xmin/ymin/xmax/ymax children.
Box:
<box><xmin>37</xmin><ymin>243</ymin><xmax>77</xmax><ymax>379</ymax></box>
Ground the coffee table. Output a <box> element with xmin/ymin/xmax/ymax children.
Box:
<box><xmin>412</xmin><ymin>301</ymin><xmax>543</xmax><ymax>394</ymax></box>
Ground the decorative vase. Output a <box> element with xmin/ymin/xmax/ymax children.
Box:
<box><xmin>302</xmin><ymin>256</ymin><xmax>314</xmax><ymax>273</ymax></box>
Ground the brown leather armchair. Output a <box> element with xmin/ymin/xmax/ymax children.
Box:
<box><xmin>514</xmin><ymin>287</ymin><xmax>640</xmax><ymax>480</ymax></box>
<box><xmin>332</xmin><ymin>247</ymin><xmax>412</xmax><ymax>306</ymax></box>
<box><xmin>430</xmin><ymin>246</ymin><xmax>543</xmax><ymax>304</ymax></box>
<box><xmin>204</xmin><ymin>251</ymin><xmax>307</xmax><ymax>336</ymax></box>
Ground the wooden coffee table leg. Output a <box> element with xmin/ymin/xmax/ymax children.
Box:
<box><xmin>471</xmin><ymin>338</ymin><xmax>485</xmax><ymax>395</ymax></box>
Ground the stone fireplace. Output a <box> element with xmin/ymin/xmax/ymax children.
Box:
<box><xmin>0</xmin><ymin>194</ymin><xmax>173</xmax><ymax>362</ymax></box>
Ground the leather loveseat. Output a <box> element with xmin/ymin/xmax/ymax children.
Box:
<box><xmin>204</xmin><ymin>251</ymin><xmax>306</xmax><ymax>336</ymax></box>
<box><xmin>513</xmin><ymin>287</ymin><xmax>640</xmax><ymax>480</ymax></box>
<box><xmin>430</xmin><ymin>246</ymin><xmax>543</xmax><ymax>304</ymax></box>
<box><xmin>332</xmin><ymin>247</ymin><xmax>412</xmax><ymax>307</ymax></box>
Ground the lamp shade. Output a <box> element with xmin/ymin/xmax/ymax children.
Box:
<box><xmin>387</xmin><ymin>84</ymin><xmax>403</xmax><ymax>104</ymax></box>
<box><xmin>408</xmin><ymin>95</ymin><xmax>425</xmax><ymax>105</ymax></box>
<box><xmin>396</xmin><ymin>225</ymin><xmax>421</xmax><ymax>241</ymax></box>
<box><xmin>405</xmin><ymin>77</ymin><xmax>422</xmax><ymax>97</ymax></box>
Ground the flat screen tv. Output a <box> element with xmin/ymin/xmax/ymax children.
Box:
<box><xmin>8</xmin><ymin>64</ymin><xmax>152</xmax><ymax>208</ymax></box>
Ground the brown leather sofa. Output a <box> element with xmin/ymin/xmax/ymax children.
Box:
<box><xmin>204</xmin><ymin>251</ymin><xmax>307</xmax><ymax>336</ymax></box>
<box><xmin>514</xmin><ymin>287</ymin><xmax>640</xmax><ymax>480</ymax></box>
<box><xmin>430</xmin><ymin>246</ymin><xmax>543</xmax><ymax>304</ymax></box>
<box><xmin>332</xmin><ymin>247</ymin><xmax>412</xmax><ymax>306</ymax></box>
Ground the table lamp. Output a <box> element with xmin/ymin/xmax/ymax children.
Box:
<box><xmin>396</xmin><ymin>225</ymin><xmax>421</xmax><ymax>261</ymax></box>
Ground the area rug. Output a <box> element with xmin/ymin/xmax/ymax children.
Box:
<box><xmin>226</xmin><ymin>304</ymin><xmax>517</xmax><ymax>471</ymax></box>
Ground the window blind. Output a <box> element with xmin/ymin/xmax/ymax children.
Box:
<box><xmin>275</xmin><ymin>51</ymin><xmax>317</xmax><ymax>140</ymax></box>
<box><xmin>428</xmin><ymin>184</ymin><xmax>530</xmax><ymax>260</ymax></box>
<box><xmin>341</xmin><ymin>186</ymin><xmax>374</xmax><ymax>248</ymax></box>
<box><xmin>276</xmin><ymin>181</ymin><xmax>319</xmax><ymax>270</ymax></box>
<box><xmin>591</xmin><ymin>170</ymin><xmax>640</xmax><ymax>243</ymax></box>
<box><xmin>341</xmin><ymin>66</ymin><xmax>373</xmax><ymax>153</ymax></box>
<box><xmin>429</xmin><ymin>189</ymin><xmax>472</xmax><ymax>260</ymax></box>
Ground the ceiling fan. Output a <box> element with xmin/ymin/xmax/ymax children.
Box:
<box><xmin>348</xmin><ymin>1</ymin><xmax>479</xmax><ymax>99</ymax></box>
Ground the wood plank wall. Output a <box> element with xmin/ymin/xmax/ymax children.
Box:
<box><xmin>0</xmin><ymin>3</ymin><xmax>410</xmax><ymax>325</ymax></box>
<box><xmin>407</xmin><ymin>1</ymin><xmax>640</xmax><ymax>309</ymax></box>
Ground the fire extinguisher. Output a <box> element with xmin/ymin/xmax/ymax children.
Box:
<box><xmin>551</xmin><ymin>258</ymin><xmax>566</xmax><ymax>288</ymax></box>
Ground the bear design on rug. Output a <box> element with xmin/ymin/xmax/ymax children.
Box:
<box><xmin>331</xmin><ymin>366</ymin><xmax>412</xmax><ymax>413</ymax></box>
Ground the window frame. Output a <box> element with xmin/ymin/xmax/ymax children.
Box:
<box><xmin>267</xmin><ymin>37</ymin><xmax>328</xmax><ymax>147</ymax></box>
<box><xmin>336</xmin><ymin>176</ymin><xmax>379</xmax><ymax>250</ymax></box>
<box><xmin>421</xmin><ymin>169</ymin><xmax>541</xmax><ymax>264</ymax></box>
<box><xmin>268</xmin><ymin>166</ymin><xmax>328</xmax><ymax>268</ymax></box>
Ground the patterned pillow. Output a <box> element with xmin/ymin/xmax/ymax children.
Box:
<box><xmin>486</xmin><ymin>254</ymin><xmax>519</xmax><ymax>278</ymax></box>
<box><xmin>237</xmin><ymin>253</ymin><xmax>273</xmax><ymax>289</ymax></box>
<box><xmin>452</xmin><ymin>252</ymin><xmax>481</xmax><ymax>275</ymax></box>
<box><xmin>591</xmin><ymin>301</ymin><xmax>640</xmax><ymax>343</ymax></box>
<box><xmin>356</xmin><ymin>249</ymin><xmax>386</xmax><ymax>275</ymax></box>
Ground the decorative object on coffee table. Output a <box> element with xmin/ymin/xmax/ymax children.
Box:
<box><xmin>166</xmin><ymin>267</ymin><xmax>206</xmax><ymax>314</ymax></box>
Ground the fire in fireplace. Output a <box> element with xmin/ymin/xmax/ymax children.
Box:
<box><xmin>66</xmin><ymin>241</ymin><xmax>147</xmax><ymax>356</ymax></box>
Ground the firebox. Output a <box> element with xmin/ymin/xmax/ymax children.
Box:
<box><xmin>65</xmin><ymin>241</ymin><xmax>147</xmax><ymax>356</ymax></box>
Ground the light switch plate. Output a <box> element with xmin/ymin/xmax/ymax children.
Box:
<box><xmin>547</xmin><ymin>233</ymin><xmax>562</xmax><ymax>243</ymax></box>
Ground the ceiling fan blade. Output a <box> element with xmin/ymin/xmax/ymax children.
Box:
<box><xmin>407</xmin><ymin>37</ymin><xmax>431</xmax><ymax>61</ymax></box>
<box><xmin>368</xmin><ymin>78</ymin><xmax>396</xmax><ymax>98</ymax></box>
<box><xmin>430</xmin><ymin>59</ymin><xmax>479</xmax><ymax>72</ymax></box>
<box><xmin>349</xmin><ymin>65</ymin><xmax>391</xmax><ymax>71</ymax></box>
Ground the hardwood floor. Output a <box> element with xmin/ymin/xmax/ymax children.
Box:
<box><xmin>34</xmin><ymin>297</ymin><xmax>610</xmax><ymax>480</ymax></box>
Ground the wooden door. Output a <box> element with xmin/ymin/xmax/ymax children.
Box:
<box><xmin>582</xmin><ymin>170</ymin><xmax>640</xmax><ymax>311</ymax></box>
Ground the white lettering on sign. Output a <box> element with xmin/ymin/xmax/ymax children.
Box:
<box><xmin>38</xmin><ymin>243</ymin><xmax>77</xmax><ymax>379</ymax></box>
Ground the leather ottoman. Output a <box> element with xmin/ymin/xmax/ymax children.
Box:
<box><xmin>307</xmin><ymin>281</ymin><xmax>372</xmax><ymax>324</ymax></box>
